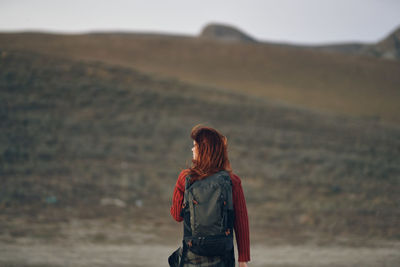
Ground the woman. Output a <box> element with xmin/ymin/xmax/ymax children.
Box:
<box><xmin>170</xmin><ymin>125</ymin><xmax>250</xmax><ymax>267</ymax></box>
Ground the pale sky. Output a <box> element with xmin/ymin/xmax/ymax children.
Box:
<box><xmin>1</xmin><ymin>0</ymin><xmax>400</xmax><ymax>45</ymax></box>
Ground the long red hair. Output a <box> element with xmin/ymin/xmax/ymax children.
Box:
<box><xmin>188</xmin><ymin>125</ymin><xmax>231</xmax><ymax>182</ymax></box>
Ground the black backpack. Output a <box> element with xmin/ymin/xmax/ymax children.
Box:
<box><xmin>180</xmin><ymin>170</ymin><xmax>235</xmax><ymax>263</ymax></box>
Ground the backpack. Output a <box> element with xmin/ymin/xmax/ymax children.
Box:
<box><xmin>180</xmin><ymin>170</ymin><xmax>235</xmax><ymax>259</ymax></box>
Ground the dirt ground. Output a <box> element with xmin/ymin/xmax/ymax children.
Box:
<box><xmin>0</xmin><ymin>218</ymin><xmax>399</xmax><ymax>267</ymax></box>
<box><xmin>1</xmin><ymin>241</ymin><xmax>399</xmax><ymax>267</ymax></box>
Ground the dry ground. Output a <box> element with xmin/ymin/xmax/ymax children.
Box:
<box><xmin>0</xmin><ymin>240</ymin><xmax>400</xmax><ymax>267</ymax></box>
<box><xmin>0</xmin><ymin>218</ymin><xmax>399</xmax><ymax>267</ymax></box>
<box><xmin>1</xmin><ymin>242</ymin><xmax>399</xmax><ymax>267</ymax></box>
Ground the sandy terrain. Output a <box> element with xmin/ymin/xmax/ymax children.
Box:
<box><xmin>1</xmin><ymin>240</ymin><xmax>399</xmax><ymax>267</ymax></box>
<box><xmin>1</xmin><ymin>217</ymin><xmax>399</xmax><ymax>267</ymax></box>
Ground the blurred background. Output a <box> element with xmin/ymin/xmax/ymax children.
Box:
<box><xmin>1</xmin><ymin>0</ymin><xmax>400</xmax><ymax>266</ymax></box>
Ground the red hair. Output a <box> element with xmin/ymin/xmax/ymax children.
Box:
<box><xmin>188</xmin><ymin>125</ymin><xmax>231</xmax><ymax>182</ymax></box>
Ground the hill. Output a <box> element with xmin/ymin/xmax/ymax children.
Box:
<box><xmin>1</xmin><ymin>50</ymin><xmax>399</xmax><ymax>243</ymax></box>
<box><xmin>199</xmin><ymin>23</ymin><xmax>257</xmax><ymax>43</ymax></box>
<box><xmin>300</xmin><ymin>25</ymin><xmax>400</xmax><ymax>61</ymax></box>
<box><xmin>367</xmin><ymin>26</ymin><xmax>400</xmax><ymax>60</ymax></box>
<box><xmin>1</xmin><ymin>31</ymin><xmax>399</xmax><ymax>125</ymax></box>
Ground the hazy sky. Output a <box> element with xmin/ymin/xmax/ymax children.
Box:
<box><xmin>1</xmin><ymin>0</ymin><xmax>400</xmax><ymax>45</ymax></box>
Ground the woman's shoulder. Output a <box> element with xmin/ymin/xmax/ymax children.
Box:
<box><xmin>176</xmin><ymin>169</ymin><xmax>190</xmax><ymax>188</ymax></box>
<box><xmin>179</xmin><ymin>169</ymin><xmax>190</xmax><ymax>178</ymax></box>
<box><xmin>228</xmin><ymin>171</ymin><xmax>242</xmax><ymax>186</ymax></box>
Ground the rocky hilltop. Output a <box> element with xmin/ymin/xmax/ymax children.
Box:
<box><xmin>199</xmin><ymin>23</ymin><xmax>400</xmax><ymax>60</ymax></box>
<box><xmin>367</xmin><ymin>26</ymin><xmax>400</xmax><ymax>60</ymax></box>
<box><xmin>199</xmin><ymin>23</ymin><xmax>257</xmax><ymax>43</ymax></box>
<box><xmin>308</xmin><ymin>25</ymin><xmax>400</xmax><ymax>60</ymax></box>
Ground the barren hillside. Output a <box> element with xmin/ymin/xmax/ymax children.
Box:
<box><xmin>1</xmin><ymin>31</ymin><xmax>399</xmax><ymax>124</ymax></box>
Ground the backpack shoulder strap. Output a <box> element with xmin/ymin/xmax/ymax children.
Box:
<box><xmin>185</xmin><ymin>175</ymin><xmax>191</xmax><ymax>190</ymax></box>
<box><xmin>182</xmin><ymin>175</ymin><xmax>192</xmax><ymax>238</ymax></box>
